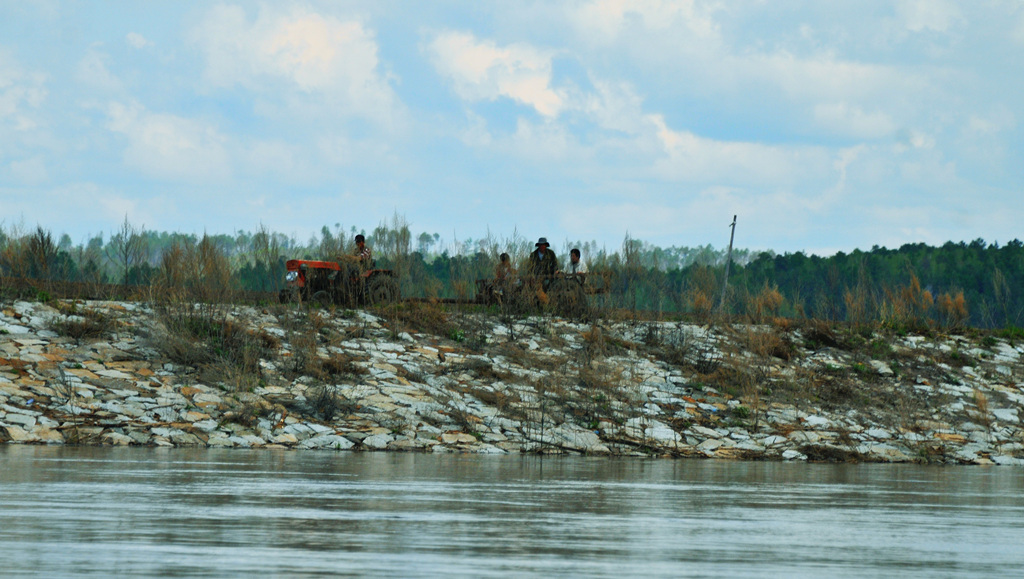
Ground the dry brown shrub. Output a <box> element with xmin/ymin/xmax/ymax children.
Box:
<box><xmin>882</xmin><ymin>274</ymin><xmax>933</xmax><ymax>331</ymax></box>
<box><xmin>747</xmin><ymin>283</ymin><xmax>784</xmax><ymax>324</ymax></box>
<box><xmin>581</xmin><ymin>325</ymin><xmax>606</xmax><ymax>358</ymax></box>
<box><xmin>973</xmin><ymin>388</ymin><xmax>990</xmax><ymax>427</ymax></box>
<box><xmin>936</xmin><ymin>291</ymin><xmax>969</xmax><ymax>329</ymax></box>
<box><xmin>49</xmin><ymin>303</ymin><xmax>116</xmax><ymax>341</ymax></box>
<box><xmin>690</xmin><ymin>291</ymin><xmax>714</xmax><ymax>323</ymax></box>
<box><xmin>800</xmin><ymin>319</ymin><xmax>839</xmax><ymax>349</ymax></box>
<box><xmin>844</xmin><ymin>288</ymin><xmax>870</xmax><ymax>328</ymax></box>
<box><xmin>381</xmin><ymin>301</ymin><xmax>453</xmax><ymax>337</ymax></box>
<box><xmin>305</xmin><ymin>352</ymin><xmax>368</xmax><ymax>380</ymax></box>
<box><xmin>745</xmin><ymin>328</ymin><xmax>793</xmax><ymax>361</ymax></box>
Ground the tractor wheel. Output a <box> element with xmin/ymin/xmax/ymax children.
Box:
<box><xmin>311</xmin><ymin>290</ymin><xmax>333</xmax><ymax>308</ymax></box>
<box><xmin>367</xmin><ymin>276</ymin><xmax>399</xmax><ymax>305</ymax></box>
<box><xmin>548</xmin><ymin>278</ymin><xmax>589</xmax><ymax>319</ymax></box>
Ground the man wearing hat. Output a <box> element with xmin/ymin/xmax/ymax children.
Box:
<box><xmin>529</xmin><ymin>237</ymin><xmax>558</xmax><ymax>277</ymax></box>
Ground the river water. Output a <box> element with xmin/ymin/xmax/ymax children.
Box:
<box><xmin>1</xmin><ymin>446</ymin><xmax>1022</xmax><ymax>578</ymax></box>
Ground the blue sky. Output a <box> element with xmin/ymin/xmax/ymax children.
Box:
<box><xmin>1</xmin><ymin>0</ymin><xmax>1022</xmax><ymax>255</ymax></box>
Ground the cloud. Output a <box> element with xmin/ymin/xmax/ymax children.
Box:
<box><xmin>106</xmin><ymin>100</ymin><xmax>230</xmax><ymax>181</ymax></box>
<box><xmin>813</xmin><ymin>102</ymin><xmax>897</xmax><ymax>139</ymax></box>
<box><xmin>77</xmin><ymin>48</ymin><xmax>122</xmax><ymax>91</ymax></box>
<box><xmin>566</xmin><ymin>1</ymin><xmax>931</xmax><ymax>139</ymax></box>
<box><xmin>191</xmin><ymin>4</ymin><xmax>399</xmax><ymax>124</ymax></box>
<box><xmin>126</xmin><ymin>32</ymin><xmax>153</xmax><ymax>49</ymax></box>
<box><xmin>8</xmin><ymin>156</ymin><xmax>48</xmax><ymax>185</ymax></box>
<box><xmin>581</xmin><ymin>79</ymin><xmax>649</xmax><ymax>135</ymax></box>
<box><xmin>965</xmin><ymin>106</ymin><xmax>1016</xmax><ymax>136</ymax></box>
<box><xmin>0</xmin><ymin>51</ymin><xmax>47</xmax><ymax>132</ymax></box>
<box><xmin>427</xmin><ymin>31</ymin><xmax>564</xmax><ymax>117</ymax></box>
<box><xmin>897</xmin><ymin>0</ymin><xmax>961</xmax><ymax>33</ymax></box>
<box><xmin>572</xmin><ymin>0</ymin><xmax>720</xmax><ymax>44</ymax></box>
<box><xmin>649</xmin><ymin>115</ymin><xmax>831</xmax><ymax>186</ymax></box>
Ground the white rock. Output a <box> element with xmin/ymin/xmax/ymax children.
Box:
<box><xmin>870</xmin><ymin>360</ymin><xmax>894</xmax><ymax>376</ymax></box>
<box><xmin>804</xmin><ymin>415</ymin><xmax>830</xmax><ymax>428</ymax></box>
<box><xmin>788</xmin><ymin>431</ymin><xmax>820</xmax><ymax>444</ymax></box>
<box><xmin>2</xmin><ymin>424</ymin><xmax>37</xmax><ymax>442</ymax></box>
<box><xmin>299</xmin><ymin>434</ymin><xmax>355</xmax><ymax>450</ymax></box>
<box><xmin>689</xmin><ymin>425</ymin><xmax>721</xmax><ymax>439</ymax></box>
<box><xmin>697</xmin><ymin>439</ymin><xmax>723</xmax><ymax>451</ymax></box>
<box><xmin>623</xmin><ymin>418</ymin><xmax>683</xmax><ymax>446</ymax></box>
<box><xmin>864</xmin><ymin>428</ymin><xmax>892</xmax><ymax>440</ymax></box>
<box><xmin>102</xmin><ymin>432</ymin><xmax>133</xmax><ymax>446</ymax></box>
<box><xmin>362</xmin><ymin>433</ymin><xmax>394</xmax><ymax>449</ymax></box>
<box><xmin>991</xmin><ymin>408</ymin><xmax>1019</xmax><ymax>424</ymax></box>
<box><xmin>193</xmin><ymin>420</ymin><xmax>220</xmax><ymax>432</ymax></box>
<box><xmin>4</xmin><ymin>413</ymin><xmax>37</xmax><ymax>428</ymax></box>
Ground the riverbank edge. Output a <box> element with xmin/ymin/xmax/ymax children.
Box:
<box><xmin>2</xmin><ymin>299</ymin><xmax>1023</xmax><ymax>465</ymax></box>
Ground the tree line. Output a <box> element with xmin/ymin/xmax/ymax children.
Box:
<box><xmin>1</xmin><ymin>217</ymin><xmax>1020</xmax><ymax>329</ymax></box>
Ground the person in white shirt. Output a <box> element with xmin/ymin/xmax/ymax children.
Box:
<box><xmin>566</xmin><ymin>248</ymin><xmax>587</xmax><ymax>274</ymax></box>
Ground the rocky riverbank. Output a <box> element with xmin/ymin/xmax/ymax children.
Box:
<box><xmin>2</xmin><ymin>298</ymin><xmax>1023</xmax><ymax>464</ymax></box>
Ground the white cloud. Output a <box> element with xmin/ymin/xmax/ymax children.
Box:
<box><xmin>77</xmin><ymin>49</ymin><xmax>122</xmax><ymax>91</ymax></box>
<box><xmin>509</xmin><ymin>118</ymin><xmax>573</xmax><ymax>160</ymax></box>
<box><xmin>126</xmin><ymin>32</ymin><xmax>153</xmax><ymax>49</ymax></box>
<box><xmin>0</xmin><ymin>51</ymin><xmax>47</xmax><ymax>130</ymax></box>
<box><xmin>427</xmin><ymin>31</ymin><xmax>564</xmax><ymax>117</ymax></box>
<box><xmin>192</xmin><ymin>4</ymin><xmax>399</xmax><ymax>124</ymax></box>
<box><xmin>572</xmin><ymin>0</ymin><xmax>720</xmax><ymax>44</ymax></box>
<box><xmin>244</xmin><ymin>140</ymin><xmax>297</xmax><ymax>174</ymax></box>
<box><xmin>459</xmin><ymin>111</ymin><xmax>493</xmax><ymax>148</ymax></box>
<box><xmin>106</xmin><ymin>101</ymin><xmax>230</xmax><ymax>181</ymax></box>
<box><xmin>649</xmin><ymin>114</ymin><xmax>831</xmax><ymax>186</ymax></box>
<box><xmin>581</xmin><ymin>79</ymin><xmax>649</xmax><ymax>135</ymax></box>
<box><xmin>897</xmin><ymin>0</ymin><xmax>961</xmax><ymax>33</ymax></box>
<box><xmin>750</xmin><ymin>52</ymin><xmax>921</xmax><ymax>106</ymax></box>
<box><xmin>813</xmin><ymin>102</ymin><xmax>897</xmax><ymax>139</ymax></box>
<box><xmin>965</xmin><ymin>107</ymin><xmax>1016</xmax><ymax>136</ymax></box>
<box><xmin>9</xmin><ymin>156</ymin><xmax>48</xmax><ymax>184</ymax></box>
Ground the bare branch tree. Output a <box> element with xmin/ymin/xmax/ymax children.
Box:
<box><xmin>106</xmin><ymin>215</ymin><xmax>148</xmax><ymax>286</ymax></box>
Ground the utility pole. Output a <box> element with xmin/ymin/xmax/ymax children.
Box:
<box><xmin>719</xmin><ymin>215</ymin><xmax>737</xmax><ymax>311</ymax></box>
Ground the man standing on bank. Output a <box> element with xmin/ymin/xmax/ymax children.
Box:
<box><xmin>528</xmin><ymin>237</ymin><xmax>558</xmax><ymax>277</ymax></box>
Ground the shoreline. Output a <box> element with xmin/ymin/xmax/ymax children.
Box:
<box><xmin>2</xmin><ymin>298</ymin><xmax>1023</xmax><ymax>465</ymax></box>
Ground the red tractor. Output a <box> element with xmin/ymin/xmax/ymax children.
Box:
<box><xmin>278</xmin><ymin>259</ymin><xmax>399</xmax><ymax>307</ymax></box>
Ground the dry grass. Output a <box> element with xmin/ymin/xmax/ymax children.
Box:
<box><xmin>154</xmin><ymin>301</ymin><xmax>277</xmax><ymax>390</ymax></box>
<box><xmin>48</xmin><ymin>302</ymin><xmax>117</xmax><ymax>341</ymax></box>
<box><xmin>380</xmin><ymin>301</ymin><xmax>454</xmax><ymax>337</ymax></box>
<box><xmin>973</xmin><ymin>388</ymin><xmax>991</xmax><ymax>428</ymax></box>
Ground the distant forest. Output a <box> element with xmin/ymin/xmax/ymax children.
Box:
<box><xmin>1</xmin><ymin>216</ymin><xmax>1021</xmax><ymax>329</ymax></box>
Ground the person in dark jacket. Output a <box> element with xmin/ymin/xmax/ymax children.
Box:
<box><xmin>528</xmin><ymin>237</ymin><xmax>558</xmax><ymax>276</ymax></box>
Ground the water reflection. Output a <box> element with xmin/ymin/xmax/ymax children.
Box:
<box><xmin>1</xmin><ymin>446</ymin><xmax>1022</xmax><ymax>577</ymax></box>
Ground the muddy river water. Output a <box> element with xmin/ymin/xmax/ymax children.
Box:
<box><xmin>1</xmin><ymin>446</ymin><xmax>1022</xmax><ymax>577</ymax></box>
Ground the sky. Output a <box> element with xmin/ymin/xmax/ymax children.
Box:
<box><xmin>1</xmin><ymin>0</ymin><xmax>1022</xmax><ymax>256</ymax></box>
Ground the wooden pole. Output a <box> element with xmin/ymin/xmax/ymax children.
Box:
<box><xmin>719</xmin><ymin>215</ymin><xmax>737</xmax><ymax>311</ymax></box>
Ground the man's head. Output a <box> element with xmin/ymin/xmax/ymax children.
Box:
<box><xmin>535</xmin><ymin>237</ymin><xmax>549</xmax><ymax>253</ymax></box>
<box><xmin>500</xmin><ymin>252</ymin><xmax>510</xmax><ymax>263</ymax></box>
<box><xmin>570</xmin><ymin>248</ymin><xmax>581</xmax><ymax>263</ymax></box>
<box><xmin>355</xmin><ymin>234</ymin><xmax>365</xmax><ymax>247</ymax></box>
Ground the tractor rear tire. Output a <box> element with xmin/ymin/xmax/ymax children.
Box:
<box><xmin>311</xmin><ymin>290</ymin><xmax>333</xmax><ymax>308</ymax></box>
<box><xmin>368</xmin><ymin>276</ymin><xmax>399</xmax><ymax>305</ymax></box>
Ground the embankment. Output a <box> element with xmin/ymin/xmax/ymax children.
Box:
<box><xmin>2</xmin><ymin>299</ymin><xmax>1022</xmax><ymax>464</ymax></box>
